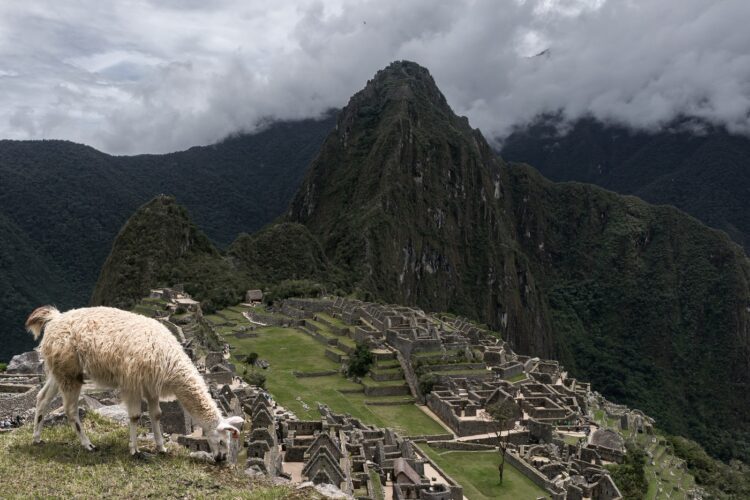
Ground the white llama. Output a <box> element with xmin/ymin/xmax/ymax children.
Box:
<box><xmin>25</xmin><ymin>305</ymin><xmax>243</xmax><ymax>461</ymax></box>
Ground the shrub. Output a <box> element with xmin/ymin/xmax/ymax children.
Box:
<box><xmin>0</xmin><ymin>362</ymin><xmax>6</xmax><ymax>373</ymax></box>
<box><xmin>347</xmin><ymin>343</ymin><xmax>374</xmax><ymax>378</ymax></box>
<box><xmin>246</xmin><ymin>352</ymin><xmax>259</xmax><ymax>367</ymax></box>
<box><xmin>244</xmin><ymin>372</ymin><xmax>266</xmax><ymax>389</ymax></box>
<box><xmin>418</xmin><ymin>373</ymin><xmax>437</xmax><ymax>395</ymax></box>
<box><xmin>606</xmin><ymin>442</ymin><xmax>647</xmax><ymax>499</ymax></box>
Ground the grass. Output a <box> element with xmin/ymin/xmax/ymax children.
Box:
<box><xmin>505</xmin><ymin>372</ymin><xmax>527</xmax><ymax>383</ymax></box>
<box><xmin>0</xmin><ymin>413</ymin><xmax>318</xmax><ymax>499</ymax></box>
<box><xmin>224</xmin><ymin>325</ymin><xmax>445</xmax><ymax>436</ymax></box>
<box><xmin>428</xmin><ymin>369</ymin><xmax>490</xmax><ymax>376</ymax></box>
<box><xmin>420</xmin><ymin>445</ymin><xmax>548</xmax><ymax>500</ymax></box>
<box><xmin>203</xmin><ymin>314</ymin><xmax>227</xmax><ymax>325</ymax></box>
<box><xmin>369</xmin><ymin>469</ymin><xmax>385</xmax><ymax>500</ymax></box>
<box><xmin>315</xmin><ymin>313</ymin><xmax>348</xmax><ymax>329</ymax></box>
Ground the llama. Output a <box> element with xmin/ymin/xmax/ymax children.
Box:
<box><xmin>25</xmin><ymin>305</ymin><xmax>243</xmax><ymax>461</ymax></box>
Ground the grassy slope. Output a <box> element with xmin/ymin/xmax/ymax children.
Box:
<box><xmin>226</xmin><ymin>325</ymin><xmax>444</xmax><ymax>436</ymax></box>
<box><xmin>420</xmin><ymin>445</ymin><xmax>547</xmax><ymax>500</ymax></box>
<box><xmin>0</xmin><ymin>413</ymin><xmax>315</xmax><ymax>499</ymax></box>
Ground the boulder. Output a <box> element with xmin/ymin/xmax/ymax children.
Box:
<box><xmin>6</xmin><ymin>351</ymin><xmax>43</xmax><ymax>374</ymax></box>
<box><xmin>93</xmin><ymin>404</ymin><xmax>130</xmax><ymax>425</ymax></box>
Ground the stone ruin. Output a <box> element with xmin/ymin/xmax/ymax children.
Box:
<box><xmin>270</xmin><ymin>295</ymin><xmax>635</xmax><ymax>499</ymax></box>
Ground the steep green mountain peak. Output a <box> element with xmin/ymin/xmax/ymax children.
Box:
<box><xmin>91</xmin><ymin>195</ymin><xmax>245</xmax><ymax>312</ymax></box>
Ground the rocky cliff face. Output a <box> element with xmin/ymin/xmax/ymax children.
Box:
<box><xmin>286</xmin><ymin>61</ymin><xmax>750</xmax><ymax>460</ymax></box>
<box><xmin>288</xmin><ymin>61</ymin><xmax>555</xmax><ymax>357</ymax></box>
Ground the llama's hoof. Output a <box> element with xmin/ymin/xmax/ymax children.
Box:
<box><xmin>132</xmin><ymin>451</ymin><xmax>154</xmax><ymax>461</ymax></box>
<box><xmin>85</xmin><ymin>444</ymin><xmax>98</xmax><ymax>452</ymax></box>
<box><xmin>156</xmin><ymin>446</ymin><xmax>168</xmax><ymax>454</ymax></box>
<box><xmin>32</xmin><ymin>439</ymin><xmax>45</xmax><ymax>446</ymax></box>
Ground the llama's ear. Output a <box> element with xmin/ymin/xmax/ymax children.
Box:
<box><xmin>226</xmin><ymin>416</ymin><xmax>244</xmax><ymax>428</ymax></box>
<box><xmin>217</xmin><ymin>422</ymin><xmax>241</xmax><ymax>439</ymax></box>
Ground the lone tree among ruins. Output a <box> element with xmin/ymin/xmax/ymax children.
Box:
<box><xmin>486</xmin><ymin>399</ymin><xmax>518</xmax><ymax>484</ymax></box>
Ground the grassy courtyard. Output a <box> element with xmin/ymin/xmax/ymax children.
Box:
<box><xmin>419</xmin><ymin>445</ymin><xmax>547</xmax><ymax>500</ymax></box>
<box><xmin>224</xmin><ymin>325</ymin><xmax>446</xmax><ymax>437</ymax></box>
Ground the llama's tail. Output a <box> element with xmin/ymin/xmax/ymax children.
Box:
<box><xmin>25</xmin><ymin>305</ymin><xmax>61</xmax><ymax>341</ymax></box>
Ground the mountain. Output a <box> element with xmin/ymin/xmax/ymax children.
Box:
<box><xmin>500</xmin><ymin>116</ymin><xmax>750</xmax><ymax>252</ymax></box>
<box><xmin>0</xmin><ymin>114</ymin><xmax>336</xmax><ymax>362</ymax></box>
<box><xmin>276</xmin><ymin>61</ymin><xmax>749</xmax><ymax>461</ymax></box>
<box><xmin>91</xmin><ymin>195</ymin><xmax>246</xmax><ymax>312</ymax></box>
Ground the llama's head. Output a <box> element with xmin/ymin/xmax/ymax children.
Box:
<box><xmin>205</xmin><ymin>416</ymin><xmax>243</xmax><ymax>463</ymax></box>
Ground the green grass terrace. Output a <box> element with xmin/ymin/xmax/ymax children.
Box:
<box><xmin>221</xmin><ymin>322</ymin><xmax>445</xmax><ymax>437</ymax></box>
<box><xmin>419</xmin><ymin>444</ymin><xmax>548</xmax><ymax>499</ymax></box>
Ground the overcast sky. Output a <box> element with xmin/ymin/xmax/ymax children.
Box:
<box><xmin>0</xmin><ymin>0</ymin><xmax>748</xmax><ymax>154</ymax></box>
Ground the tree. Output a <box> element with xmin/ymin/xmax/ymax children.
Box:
<box><xmin>246</xmin><ymin>352</ymin><xmax>259</xmax><ymax>369</ymax></box>
<box><xmin>486</xmin><ymin>399</ymin><xmax>518</xmax><ymax>484</ymax></box>
<box><xmin>347</xmin><ymin>343</ymin><xmax>374</xmax><ymax>378</ymax></box>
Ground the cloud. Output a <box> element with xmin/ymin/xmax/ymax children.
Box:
<box><xmin>0</xmin><ymin>0</ymin><xmax>748</xmax><ymax>154</ymax></box>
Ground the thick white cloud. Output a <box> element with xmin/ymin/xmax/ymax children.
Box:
<box><xmin>0</xmin><ymin>0</ymin><xmax>747</xmax><ymax>154</ymax></box>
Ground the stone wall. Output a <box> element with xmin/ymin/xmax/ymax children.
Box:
<box><xmin>504</xmin><ymin>451</ymin><xmax>557</xmax><ymax>496</ymax></box>
<box><xmin>428</xmin><ymin>441</ymin><xmax>496</xmax><ymax>451</ymax></box>
<box><xmin>364</xmin><ymin>384</ymin><xmax>411</xmax><ymax>397</ymax></box>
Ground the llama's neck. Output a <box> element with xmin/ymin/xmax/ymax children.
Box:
<box><xmin>173</xmin><ymin>368</ymin><xmax>221</xmax><ymax>428</ymax></box>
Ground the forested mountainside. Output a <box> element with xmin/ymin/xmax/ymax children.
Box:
<box><xmin>500</xmin><ymin>116</ymin><xmax>750</xmax><ymax>252</ymax></box>
<box><xmin>283</xmin><ymin>61</ymin><xmax>750</xmax><ymax>461</ymax></box>
<box><xmin>0</xmin><ymin>114</ymin><xmax>335</xmax><ymax>361</ymax></box>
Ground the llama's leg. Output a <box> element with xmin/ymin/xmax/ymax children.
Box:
<box><xmin>32</xmin><ymin>377</ymin><xmax>59</xmax><ymax>444</ymax></box>
<box><xmin>123</xmin><ymin>394</ymin><xmax>144</xmax><ymax>457</ymax></box>
<box><xmin>60</xmin><ymin>382</ymin><xmax>96</xmax><ymax>451</ymax></box>
<box><xmin>146</xmin><ymin>396</ymin><xmax>167</xmax><ymax>453</ymax></box>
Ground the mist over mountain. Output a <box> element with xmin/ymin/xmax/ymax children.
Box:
<box><xmin>500</xmin><ymin>116</ymin><xmax>750</xmax><ymax>252</ymax></box>
<box><xmin>0</xmin><ymin>114</ymin><xmax>335</xmax><ymax>361</ymax></box>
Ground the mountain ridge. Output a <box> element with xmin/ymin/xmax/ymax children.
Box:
<box><xmin>0</xmin><ymin>114</ymin><xmax>336</xmax><ymax>361</ymax></box>
<box><xmin>280</xmin><ymin>60</ymin><xmax>750</xmax><ymax>461</ymax></box>
<box><xmin>500</xmin><ymin>115</ymin><xmax>750</xmax><ymax>252</ymax></box>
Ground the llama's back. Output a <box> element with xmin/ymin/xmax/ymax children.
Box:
<box><xmin>41</xmin><ymin>306</ymin><xmax>190</xmax><ymax>396</ymax></box>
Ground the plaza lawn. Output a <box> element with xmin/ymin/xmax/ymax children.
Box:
<box><xmin>225</xmin><ymin>326</ymin><xmax>445</xmax><ymax>436</ymax></box>
<box><xmin>419</xmin><ymin>445</ymin><xmax>548</xmax><ymax>500</ymax></box>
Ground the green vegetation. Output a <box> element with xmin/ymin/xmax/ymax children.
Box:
<box><xmin>0</xmin><ymin>114</ymin><xmax>336</xmax><ymax>362</ymax></box>
<box><xmin>419</xmin><ymin>445</ymin><xmax>547</xmax><ymax>499</ymax></box>
<box><xmin>243</xmin><ymin>371</ymin><xmax>267</xmax><ymax>389</ymax></box>
<box><xmin>347</xmin><ymin>343</ymin><xmax>374</xmax><ymax>377</ymax></box>
<box><xmin>501</xmin><ymin>115</ymin><xmax>750</xmax><ymax>252</ymax></box>
<box><xmin>418</xmin><ymin>373</ymin><xmax>438</xmax><ymax>395</ymax></box>
<box><xmin>0</xmin><ymin>362</ymin><xmax>6</xmax><ymax>372</ymax></box>
<box><xmin>0</xmin><ymin>412</ymin><xmax>318</xmax><ymax>498</ymax></box>
<box><xmin>369</xmin><ymin>469</ymin><xmax>385</xmax><ymax>500</ymax></box>
<box><xmin>222</xmin><ymin>324</ymin><xmax>445</xmax><ymax>436</ymax></box>
<box><xmin>666</xmin><ymin>434</ymin><xmax>750</xmax><ymax>498</ymax></box>
<box><xmin>606</xmin><ymin>443</ymin><xmax>648</xmax><ymax>499</ymax></box>
<box><xmin>505</xmin><ymin>372</ymin><xmax>527</xmax><ymax>383</ymax></box>
<box><xmin>91</xmin><ymin>196</ymin><xmax>248</xmax><ymax>314</ymax></box>
<box><xmin>486</xmin><ymin>400</ymin><xmax>519</xmax><ymax>484</ymax></box>
<box><xmin>281</xmin><ymin>61</ymin><xmax>750</xmax><ymax>463</ymax></box>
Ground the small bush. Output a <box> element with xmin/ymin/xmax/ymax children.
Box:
<box><xmin>347</xmin><ymin>343</ymin><xmax>374</xmax><ymax>378</ymax></box>
<box><xmin>0</xmin><ymin>362</ymin><xmax>6</xmax><ymax>372</ymax></box>
<box><xmin>418</xmin><ymin>373</ymin><xmax>437</xmax><ymax>394</ymax></box>
<box><xmin>244</xmin><ymin>372</ymin><xmax>266</xmax><ymax>389</ymax></box>
<box><xmin>246</xmin><ymin>352</ymin><xmax>259</xmax><ymax>367</ymax></box>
